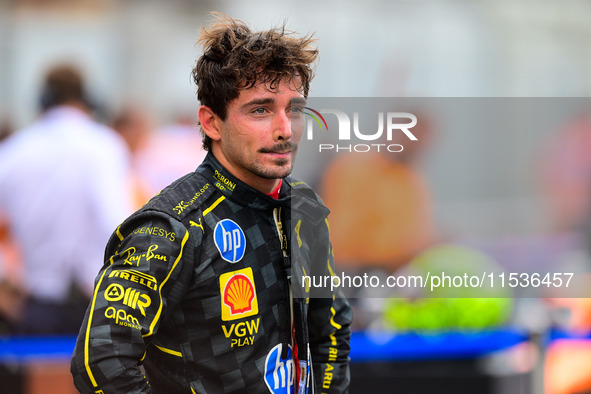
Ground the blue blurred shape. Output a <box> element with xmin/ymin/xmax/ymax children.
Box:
<box><xmin>0</xmin><ymin>331</ymin><xmax>529</xmax><ymax>363</ymax></box>
<box><xmin>0</xmin><ymin>336</ymin><xmax>77</xmax><ymax>362</ymax></box>
<box><xmin>350</xmin><ymin>329</ymin><xmax>529</xmax><ymax>362</ymax></box>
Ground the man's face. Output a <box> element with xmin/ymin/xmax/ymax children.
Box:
<box><xmin>209</xmin><ymin>78</ymin><xmax>306</xmax><ymax>192</ymax></box>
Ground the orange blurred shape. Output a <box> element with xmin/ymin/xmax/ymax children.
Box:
<box><xmin>0</xmin><ymin>220</ymin><xmax>25</xmax><ymax>322</ymax></box>
<box><xmin>546</xmin><ymin>339</ymin><xmax>591</xmax><ymax>394</ymax></box>
<box><xmin>548</xmin><ymin>298</ymin><xmax>591</xmax><ymax>332</ymax></box>
<box><xmin>26</xmin><ymin>361</ymin><xmax>77</xmax><ymax>394</ymax></box>
<box><xmin>320</xmin><ymin>153</ymin><xmax>434</xmax><ymax>271</ymax></box>
<box><xmin>540</xmin><ymin>114</ymin><xmax>591</xmax><ymax>232</ymax></box>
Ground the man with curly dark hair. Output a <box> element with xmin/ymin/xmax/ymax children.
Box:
<box><xmin>71</xmin><ymin>14</ymin><xmax>352</xmax><ymax>394</ymax></box>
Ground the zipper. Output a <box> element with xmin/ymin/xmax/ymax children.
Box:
<box><xmin>273</xmin><ymin>207</ymin><xmax>289</xmax><ymax>258</ymax></box>
<box><xmin>274</xmin><ymin>207</ymin><xmax>311</xmax><ymax>393</ymax></box>
<box><xmin>273</xmin><ymin>207</ymin><xmax>294</xmax><ymax>361</ymax></box>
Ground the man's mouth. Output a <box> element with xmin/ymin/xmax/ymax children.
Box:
<box><xmin>260</xmin><ymin>142</ymin><xmax>297</xmax><ymax>155</ymax></box>
<box><xmin>262</xmin><ymin>151</ymin><xmax>292</xmax><ymax>160</ymax></box>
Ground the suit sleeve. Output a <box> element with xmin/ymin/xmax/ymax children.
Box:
<box><xmin>307</xmin><ymin>218</ymin><xmax>352</xmax><ymax>394</ymax></box>
<box><xmin>70</xmin><ymin>210</ymin><xmax>195</xmax><ymax>394</ymax></box>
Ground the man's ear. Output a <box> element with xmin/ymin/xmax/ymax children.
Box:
<box><xmin>198</xmin><ymin>105</ymin><xmax>222</xmax><ymax>141</ymax></box>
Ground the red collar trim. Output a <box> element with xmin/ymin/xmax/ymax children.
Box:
<box><xmin>266</xmin><ymin>179</ymin><xmax>282</xmax><ymax>199</ymax></box>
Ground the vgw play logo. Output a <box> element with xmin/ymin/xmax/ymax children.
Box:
<box><xmin>303</xmin><ymin>107</ymin><xmax>417</xmax><ymax>153</ymax></box>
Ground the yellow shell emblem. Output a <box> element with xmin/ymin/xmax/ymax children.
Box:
<box><xmin>223</xmin><ymin>274</ymin><xmax>255</xmax><ymax>314</ymax></box>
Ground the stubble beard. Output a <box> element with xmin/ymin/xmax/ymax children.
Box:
<box><xmin>250</xmin><ymin>141</ymin><xmax>299</xmax><ymax>180</ymax></box>
<box><xmin>249</xmin><ymin>152</ymin><xmax>296</xmax><ymax>180</ymax></box>
<box><xmin>219</xmin><ymin>136</ymin><xmax>299</xmax><ymax>182</ymax></box>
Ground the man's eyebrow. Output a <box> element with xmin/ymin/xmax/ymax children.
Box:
<box><xmin>240</xmin><ymin>98</ymin><xmax>274</xmax><ymax>109</ymax></box>
<box><xmin>290</xmin><ymin>97</ymin><xmax>307</xmax><ymax>105</ymax></box>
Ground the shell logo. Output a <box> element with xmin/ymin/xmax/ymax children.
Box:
<box><xmin>219</xmin><ymin>267</ymin><xmax>259</xmax><ymax>321</ymax></box>
<box><xmin>224</xmin><ymin>274</ymin><xmax>254</xmax><ymax>314</ymax></box>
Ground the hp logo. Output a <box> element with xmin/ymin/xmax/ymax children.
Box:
<box><xmin>214</xmin><ymin>219</ymin><xmax>246</xmax><ymax>263</ymax></box>
<box><xmin>264</xmin><ymin>344</ymin><xmax>295</xmax><ymax>394</ymax></box>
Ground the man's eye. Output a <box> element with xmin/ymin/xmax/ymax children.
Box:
<box><xmin>290</xmin><ymin>106</ymin><xmax>304</xmax><ymax>114</ymax></box>
<box><xmin>253</xmin><ymin>107</ymin><xmax>267</xmax><ymax>114</ymax></box>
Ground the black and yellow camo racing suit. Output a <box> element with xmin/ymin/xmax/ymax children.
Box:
<box><xmin>70</xmin><ymin>152</ymin><xmax>352</xmax><ymax>394</ymax></box>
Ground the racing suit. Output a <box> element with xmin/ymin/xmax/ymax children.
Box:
<box><xmin>71</xmin><ymin>152</ymin><xmax>352</xmax><ymax>394</ymax></box>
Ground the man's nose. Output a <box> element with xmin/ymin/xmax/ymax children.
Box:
<box><xmin>273</xmin><ymin>111</ymin><xmax>292</xmax><ymax>140</ymax></box>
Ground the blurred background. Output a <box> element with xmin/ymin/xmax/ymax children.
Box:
<box><xmin>1</xmin><ymin>0</ymin><xmax>591</xmax><ymax>393</ymax></box>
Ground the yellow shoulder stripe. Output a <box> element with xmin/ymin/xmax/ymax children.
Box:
<box><xmin>116</xmin><ymin>226</ymin><xmax>124</xmax><ymax>241</ymax></box>
<box><xmin>144</xmin><ymin>229</ymin><xmax>190</xmax><ymax>337</ymax></box>
<box><xmin>84</xmin><ymin>268</ymin><xmax>110</xmax><ymax>387</ymax></box>
<box><xmin>203</xmin><ymin>195</ymin><xmax>225</xmax><ymax>216</ymax></box>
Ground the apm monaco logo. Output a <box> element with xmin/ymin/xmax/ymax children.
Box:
<box><xmin>219</xmin><ymin>268</ymin><xmax>259</xmax><ymax>321</ymax></box>
<box><xmin>104</xmin><ymin>284</ymin><xmax>151</xmax><ymax>316</ymax></box>
<box><xmin>304</xmin><ymin>107</ymin><xmax>418</xmax><ymax>153</ymax></box>
<box><xmin>214</xmin><ymin>219</ymin><xmax>246</xmax><ymax>263</ymax></box>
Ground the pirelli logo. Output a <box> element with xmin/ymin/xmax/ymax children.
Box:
<box><xmin>219</xmin><ymin>268</ymin><xmax>259</xmax><ymax>321</ymax></box>
<box><xmin>108</xmin><ymin>269</ymin><xmax>157</xmax><ymax>290</ymax></box>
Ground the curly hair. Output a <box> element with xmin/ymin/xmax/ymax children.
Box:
<box><xmin>192</xmin><ymin>14</ymin><xmax>318</xmax><ymax>150</ymax></box>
